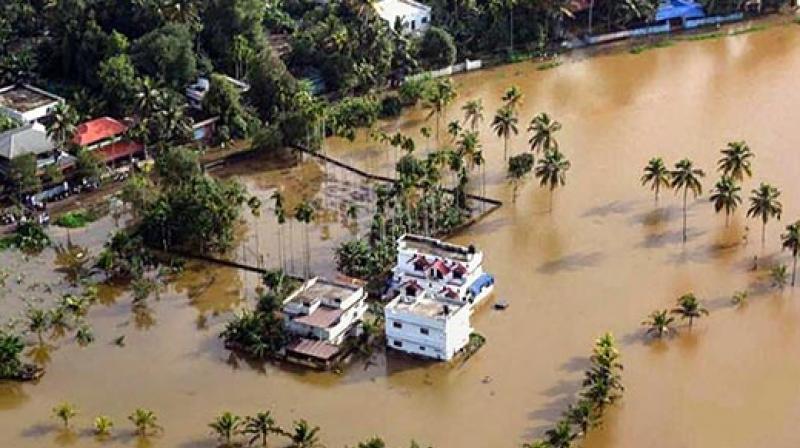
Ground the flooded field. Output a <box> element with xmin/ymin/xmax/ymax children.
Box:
<box><xmin>4</xmin><ymin>21</ymin><xmax>800</xmax><ymax>448</ymax></box>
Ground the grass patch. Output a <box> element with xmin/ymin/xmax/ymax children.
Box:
<box><xmin>685</xmin><ymin>31</ymin><xmax>725</xmax><ymax>41</ymax></box>
<box><xmin>630</xmin><ymin>39</ymin><xmax>674</xmax><ymax>54</ymax></box>
<box><xmin>507</xmin><ymin>51</ymin><xmax>534</xmax><ymax>63</ymax></box>
<box><xmin>537</xmin><ymin>59</ymin><xmax>562</xmax><ymax>71</ymax></box>
<box><xmin>0</xmin><ymin>236</ymin><xmax>14</xmax><ymax>251</ymax></box>
<box><xmin>794</xmin><ymin>17</ymin><xmax>800</xmax><ymax>25</ymax></box>
<box><xmin>730</xmin><ymin>24</ymin><xmax>767</xmax><ymax>36</ymax></box>
<box><xmin>458</xmin><ymin>332</ymin><xmax>486</xmax><ymax>362</ymax></box>
<box><xmin>54</xmin><ymin>209</ymin><xmax>100</xmax><ymax>228</ymax></box>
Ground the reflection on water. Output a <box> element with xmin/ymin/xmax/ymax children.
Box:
<box><xmin>4</xmin><ymin>22</ymin><xmax>800</xmax><ymax>448</ymax></box>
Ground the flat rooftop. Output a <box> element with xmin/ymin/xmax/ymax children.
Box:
<box><xmin>389</xmin><ymin>293</ymin><xmax>465</xmax><ymax>318</ymax></box>
<box><xmin>399</xmin><ymin>234</ymin><xmax>475</xmax><ymax>262</ymax></box>
<box><xmin>288</xmin><ymin>278</ymin><xmax>360</xmax><ymax>306</ymax></box>
<box><xmin>0</xmin><ymin>84</ymin><xmax>62</xmax><ymax>113</ymax></box>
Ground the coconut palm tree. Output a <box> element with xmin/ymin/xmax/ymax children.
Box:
<box><xmin>502</xmin><ymin>85</ymin><xmax>524</xmax><ymax>111</ymax></box>
<box><xmin>94</xmin><ymin>415</ymin><xmax>114</xmax><ymax>437</ymax></box>
<box><xmin>128</xmin><ymin>408</ymin><xmax>159</xmax><ymax>437</ymax></box>
<box><xmin>671</xmin><ymin>293</ymin><xmax>709</xmax><ymax>328</ymax></box>
<box><xmin>271</xmin><ymin>191</ymin><xmax>286</xmax><ymax>270</ymax></box>
<box><xmin>771</xmin><ymin>264</ymin><xmax>789</xmax><ymax>289</ymax></box>
<box><xmin>544</xmin><ymin>419</ymin><xmax>577</xmax><ymax>448</ymax></box>
<box><xmin>244</xmin><ymin>411</ymin><xmax>280</xmax><ymax>447</ymax></box>
<box><xmin>289</xmin><ymin>419</ymin><xmax>321</xmax><ymax>448</ymax></box>
<box><xmin>747</xmin><ymin>183</ymin><xmax>782</xmax><ymax>248</ymax></box>
<box><xmin>209</xmin><ymin>411</ymin><xmax>243</xmax><ymax>447</ymax></box>
<box><xmin>26</xmin><ymin>307</ymin><xmax>49</xmax><ymax>344</ymax></box>
<box><xmin>47</xmin><ymin>103</ymin><xmax>77</xmax><ymax>156</ymax></box>
<box><xmin>641</xmin><ymin>309</ymin><xmax>675</xmax><ymax>338</ymax></box>
<box><xmin>534</xmin><ymin>148</ymin><xmax>571</xmax><ymax>212</ymax></box>
<box><xmin>781</xmin><ymin>221</ymin><xmax>800</xmax><ymax>287</ymax></box>
<box><xmin>563</xmin><ymin>399</ymin><xmax>595</xmax><ymax>437</ymax></box>
<box><xmin>670</xmin><ymin>158</ymin><xmax>705</xmax><ymax>242</ymax></box>
<box><xmin>718</xmin><ymin>141</ymin><xmax>754</xmax><ymax>182</ymax></box>
<box><xmin>492</xmin><ymin>106</ymin><xmax>518</xmax><ymax>160</ymax></box>
<box><xmin>462</xmin><ymin>99</ymin><xmax>484</xmax><ymax>131</ymax></box>
<box><xmin>294</xmin><ymin>200</ymin><xmax>316</xmax><ymax>278</ymax></box>
<box><xmin>423</xmin><ymin>79</ymin><xmax>457</xmax><ymax>141</ymax></box>
<box><xmin>52</xmin><ymin>402</ymin><xmax>77</xmax><ymax>428</ymax></box>
<box><xmin>709</xmin><ymin>176</ymin><xmax>742</xmax><ymax>226</ymax></box>
<box><xmin>522</xmin><ymin>442</ymin><xmax>552</xmax><ymax>448</ymax></box>
<box><xmin>528</xmin><ymin>113</ymin><xmax>561</xmax><ymax>154</ymax></box>
<box><xmin>640</xmin><ymin>157</ymin><xmax>670</xmax><ymax>205</ymax></box>
<box><xmin>447</xmin><ymin>120</ymin><xmax>462</xmax><ymax>142</ymax></box>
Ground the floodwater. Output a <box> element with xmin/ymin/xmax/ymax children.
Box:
<box><xmin>4</xmin><ymin>21</ymin><xmax>800</xmax><ymax>448</ymax></box>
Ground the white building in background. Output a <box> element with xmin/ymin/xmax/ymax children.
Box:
<box><xmin>185</xmin><ymin>75</ymin><xmax>250</xmax><ymax>110</ymax></box>
<box><xmin>0</xmin><ymin>84</ymin><xmax>64</xmax><ymax>124</ymax></box>
<box><xmin>384</xmin><ymin>234</ymin><xmax>495</xmax><ymax>361</ymax></box>
<box><xmin>282</xmin><ymin>277</ymin><xmax>368</xmax><ymax>367</ymax></box>
<box><xmin>373</xmin><ymin>0</ymin><xmax>431</xmax><ymax>35</ymax></box>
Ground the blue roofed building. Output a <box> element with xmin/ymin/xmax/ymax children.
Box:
<box><xmin>655</xmin><ymin>0</ymin><xmax>706</xmax><ymax>24</ymax></box>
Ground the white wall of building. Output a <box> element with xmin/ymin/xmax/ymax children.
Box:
<box><xmin>385</xmin><ymin>298</ymin><xmax>472</xmax><ymax>361</ymax></box>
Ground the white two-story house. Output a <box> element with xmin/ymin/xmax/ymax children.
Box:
<box><xmin>384</xmin><ymin>234</ymin><xmax>495</xmax><ymax>361</ymax></box>
<box><xmin>282</xmin><ymin>277</ymin><xmax>368</xmax><ymax>367</ymax></box>
<box><xmin>385</xmin><ymin>286</ymin><xmax>471</xmax><ymax>361</ymax></box>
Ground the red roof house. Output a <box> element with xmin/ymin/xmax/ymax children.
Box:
<box><xmin>72</xmin><ymin>117</ymin><xmax>143</xmax><ymax>164</ymax></box>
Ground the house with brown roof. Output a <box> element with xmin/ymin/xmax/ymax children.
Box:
<box><xmin>72</xmin><ymin>117</ymin><xmax>143</xmax><ymax>165</ymax></box>
<box><xmin>282</xmin><ymin>277</ymin><xmax>368</xmax><ymax>368</ymax></box>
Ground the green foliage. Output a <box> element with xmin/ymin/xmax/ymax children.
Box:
<box><xmin>220</xmin><ymin>308</ymin><xmax>287</xmax><ymax>359</ymax></box>
<box><xmin>54</xmin><ymin>209</ymin><xmax>100</xmax><ymax>228</ymax></box>
<box><xmin>251</xmin><ymin>124</ymin><xmax>285</xmax><ymax>155</ymax></box>
<box><xmin>155</xmin><ymin>147</ymin><xmax>202</xmax><ymax>185</ymax></box>
<box><xmin>335</xmin><ymin>239</ymin><xmax>380</xmax><ymax>279</ymax></box>
<box><xmin>0</xmin><ymin>331</ymin><xmax>25</xmax><ymax>379</ymax></box>
<box><xmin>380</xmin><ymin>95</ymin><xmax>403</xmax><ymax>118</ymax></box>
<box><xmin>7</xmin><ymin>153</ymin><xmax>41</xmax><ymax>198</ymax></box>
<box><xmin>96</xmin><ymin>230</ymin><xmax>154</xmax><ymax>280</ymax></box>
<box><xmin>53</xmin><ymin>402</ymin><xmax>78</xmax><ymax>428</ymax></box>
<box><xmin>328</xmin><ymin>96</ymin><xmax>381</xmax><ymax>140</ymax></box>
<box><xmin>0</xmin><ymin>114</ymin><xmax>20</xmax><ymax>132</ymax></box>
<box><xmin>74</xmin><ymin>148</ymin><xmax>105</xmax><ymax>183</ymax></box>
<box><xmin>209</xmin><ymin>411</ymin><xmax>243</xmax><ymax>446</ymax></box>
<box><xmin>416</xmin><ymin>27</ymin><xmax>457</xmax><ymax>69</ymax></box>
<box><xmin>12</xmin><ymin>222</ymin><xmax>51</xmax><ymax>253</ymax></box>
<box><xmin>398</xmin><ymin>76</ymin><xmax>432</xmax><ymax>106</ymax></box>
<box><xmin>132</xmin><ymin>23</ymin><xmax>197</xmax><ymax>88</ymax></box>
<box><xmin>94</xmin><ymin>415</ymin><xmax>114</xmax><ymax>436</ymax></box>
<box><xmin>128</xmin><ymin>408</ymin><xmax>160</xmax><ymax>437</ymax></box>
<box><xmin>97</xmin><ymin>54</ymin><xmax>140</xmax><ymax>116</ymax></box>
<box><xmin>201</xmin><ymin>0</ymin><xmax>267</xmax><ymax>74</ymax></box>
<box><xmin>670</xmin><ymin>293</ymin><xmax>709</xmax><ymax>327</ymax></box>
<box><xmin>139</xmin><ymin>174</ymin><xmax>247</xmax><ymax>253</ymax></box>
<box><xmin>203</xmin><ymin>74</ymin><xmax>253</xmax><ymax>141</ymax></box>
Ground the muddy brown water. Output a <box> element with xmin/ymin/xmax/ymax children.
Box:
<box><xmin>4</xmin><ymin>23</ymin><xmax>800</xmax><ymax>448</ymax></box>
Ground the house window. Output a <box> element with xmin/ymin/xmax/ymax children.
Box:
<box><xmin>422</xmin><ymin>17</ymin><xmax>428</xmax><ymax>24</ymax></box>
<box><xmin>393</xmin><ymin>340</ymin><xmax>403</xmax><ymax>347</ymax></box>
<box><xmin>419</xmin><ymin>345</ymin><xmax>426</xmax><ymax>351</ymax></box>
<box><xmin>411</xmin><ymin>20</ymin><xmax>416</xmax><ymax>30</ymax></box>
<box><xmin>453</xmin><ymin>270</ymin><xmax>463</xmax><ymax>280</ymax></box>
<box><xmin>419</xmin><ymin>327</ymin><xmax>429</xmax><ymax>335</ymax></box>
<box><xmin>393</xmin><ymin>321</ymin><xmax>402</xmax><ymax>329</ymax></box>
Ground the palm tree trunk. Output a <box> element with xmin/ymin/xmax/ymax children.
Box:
<box><xmin>288</xmin><ymin>221</ymin><xmax>295</xmax><ymax>275</ymax></box>
<box><xmin>793</xmin><ymin>254</ymin><xmax>797</xmax><ymax>287</ymax></box>
<box><xmin>762</xmin><ymin>219</ymin><xmax>767</xmax><ymax>248</ymax></box>
<box><xmin>277</xmin><ymin>224</ymin><xmax>284</xmax><ymax>271</ymax></box>
<box><xmin>504</xmin><ymin>135</ymin><xmax>508</xmax><ymax>160</ymax></box>
<box><xmin>305</xmin><ymin>225</ymin><xmax>310</xmax><ymax>278</ymax></box>
<box><xmin>654</xmin><ymin>183</ymin><xmax>659</xmax><ymax>206</ymax></box>
<box><xmin>550</xmin><ymin>188</ymin><xmax>554</xmax><ymax>213</ymax></box>
<box><xmin>682</xmin><ymin>188</ymin><xmax>688</xmax><ymax>242</ymax></box>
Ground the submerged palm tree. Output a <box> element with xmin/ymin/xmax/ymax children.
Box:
<box><xmin>294</xmin><ymin>201</ymin><xmax>316</xmax><ymax>278</ymax></box>
<box><xmin>641</xmin><ymin>309</ymin><xmax>675</xmax><ymax>338</ymax></box>
<box><xmin>781</xmin><ymin>221</ymin><xmax>800</xmax><ymax>287</ymax></box>
<box><xmin>492</xmin><ymin>106</ymin><xmax>519</xmax><ymax>160</ymax></box>
<box><xmin>717</xmin><ymin>141</ymin><xmax>754</xmax><ymax>181</ymax></box>
<box><xmin>289</xmin><ymin>419</ymin><xmax>321</xmax><ymax>448</ymax></box>
<box><xmin>640</xmin><ymin>157</ymin><xmax>670</xmax><ymax>205</ymax></box>
<box><xmin>563</xmin><ymin>399</ymin><xmax>595</xmax><ymax>437</ymax></box>
<box><xmin>244</xmin><ymin>411</ymin><xmax>280</xmax><ymax>447</ymax></box>
<box><xmin>671</xmin><ymin>293</ymin><xmax>709</xmax><ymax>328</ymax></box>
<box><xmin>53</xmin><ymin>402</ymin><xmax>77</xmax><ymax>428</ymax></box>
<box><xmin>544</xmin><ymin>419</ymin><xmax>577</xmax><ymax>448</ymax></box>
<box><xmin>746</xmin><ymin>183</ymin><xmax>782</xmax><ymax>248</ymax></box>
<box><xmin>534</xmin><ymin>148</ymin><xmax>571</xmax><ymax>212</ymax></box>
<box><xmin>462</xmin><ymin>99</ymin><xmax>484</xmax><ymax>131</ymax></box>
<box><xmin>93</xmin><ymin>415</ymin><xmax>114</xmax><ymax>437</ymax></box>
<box><xmin>502</xmin><ymin>85</ymin><xmax>524</xmax><ymax>111</ymax></box>
<box><xmin>670</xmin><ymin>159</ymin><xmax>705</xmax><ymax>242</ymax></box>
<box><xmin>771</xmin><ymin>264</ymin><xmax>790</xmax><ymax>289</ymax></box>
<box><xmin>128</xmin><ymin>408</ymin><xmax>159</xmax><ymax>437</ymax></box>
<box><xmin>209</xmin><ymin>411</ymin><xmax>242</xmax><ymax>447</ymax></box>
<box><xmin>709</xmin><ymin>176</ymin><xmax>742</xmax><ymax>226</ymax></box>
<box><xmin>47</xmin><ymin>103</ymin><xmax>78</xmax><ymax>156</ymax></box>
<box><xmin>528</xmin><ymin>113</ymin><xmax>562</xmax><ymax>154</ymax></box>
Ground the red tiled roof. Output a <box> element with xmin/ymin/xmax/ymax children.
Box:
<box><xmin>73</xmin><ymin>117</ymin><xmax>128</xmax><ymax>146</ymax></box>
<box><xmin>412</xmin><ymin>255</ymin><xmax>430</xmax><ymax>269</ymax></box>
<box><xmin>402</xmin><ymin>279</ymin><xmax>422</xmax><ymax>295</ymax></box>
<box><xmin>439</xmin><ymin>287</ymin><xmax>459</xmax><ymax>299</ymax></box>
<box><xmin>97</xmin><ymin>140</ymin><xmax>143</xmax><ymax>163</ymax></box>
<box><xmin>286</xmin><ymin>338</ymin><xmax>340</xmax><ymax>360</ymax></box>
<box><xmin>452</xmin><ymin>263</ymin><xmax>467</xmax><ymax>274</ymax></box>
<box><xmin>431</xmin><ymin>259</ymin><xmax>450</xmax><ymax>275</ymax></box>
<box><xmin>293</xmin><ymin>306</ymin><xmax>343</xmax><ymax>329</ymax></box>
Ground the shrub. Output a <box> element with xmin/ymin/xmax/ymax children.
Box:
<box><xmin>398</xmin><ymin>76</ymin><xmax>431</xmax><ymax>106</ymax></box>
<box><xmin>380</xmin><ymin>95</ymin><xmax>403</xmax><ymax>118</ymax></box>
<box><xmin>416</xmin><ymin>27</ymin><xmax>457</xmax><ymax>69</ymax></box>
<box><xmin>54</xmin><ymin>209</ymin><xmax>99</xmax><ymax>228</ymax></box>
